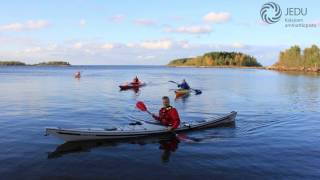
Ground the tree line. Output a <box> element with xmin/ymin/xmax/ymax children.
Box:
<box><xmin>0</xmin><ymin>61</ymin><xmax>70</xmax><ymax>66</ymax></box>
<box><xmin>274</xmin><ymin>45</ymin><xmax>320</xmax><ymax>69</ymax></box>
<box><xmin>168</xmin><ymin>52</ymin><xmax>262</xmax><ymax>67</ymax></box>
<box><xmin>0</xmin><ymin>61</ymin><xmax>26</xmax><ymax>66</ymax></box>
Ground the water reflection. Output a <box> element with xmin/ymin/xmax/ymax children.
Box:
<box><xmin>159</xmin><ymin>136</ymin><xmax>180</xmax><ymax>163</ymax></box>
<box><xmin>276</xmin><ymin>71</ymin><xmax>320</xmax><ymax>112</ymax></box>
<box><xmin>120</xmin><ymin>87</ymin><xmax>140</xmax><ymax>93</ymax></box>
<box><xmin>48</xmin><ymin>134</ymin><xmax>180</xmax><ymax>163</ymax></box>
<box><xmin>47</xmin><ymin>122</ymin><xmax>236</xmax><ymax>162</ymax></box>
<box><xmin>175</xmin><ymin>93</ymin><xmax>190</xmax><ymax>103</ymax></box>
<box><xmin>276</xmin><ymin>70</ymin><xmax>320</xmax><ymax>78</ymax></box>
<box><xmin>119</xmin><ymin>87</ymin><xmax>141</xmax><ymax>97</ymax></box>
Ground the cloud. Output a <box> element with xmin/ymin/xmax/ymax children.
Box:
<box><xmin>0</xmin><ymin>20</ymin><xmax>49</xmax><ymax>31</ymax></box>
<box><xmin>165</xmin><ymin>25</ymin><xmax>212</xmax><ymax>34</ymax></box>
<box><xmin>124</xmin><ymin>40</ymin><xmax>171</xmax><ymax>49</ymax></box>
<box><xmin>232</xmin><ymin>42</ymin><xmax>246</xmax><ymax>48</ymax></box>
<box><xmin>69</xmin><ymin>41</ymin><xmax>121</xmax><ymax>52</ymax></box>
<box><xmin>124</xmin><ymin>40</ymin><xmax>174</xmax><ymax>49</ymax></box>
<box><xmin>177</xmin><ymin>40</ymin><xmax>190</xmax><ymax>49</ymax></box>
<box><xmin>110</xmin><ymin>14</ymin><xmax>125</xmax><ymax>22</ymax></box>
<box><xmin>139</xmin><ymin>40</ymin><xmax>172</xmax><ymax>49</ymax></box>
<box><xmin>134</xmin><ymin>19</ymin><xmax>156</xmax><ymax>26</ymax></box>
<box><xmin>101</xmin><ymin>43</ymin><xmax>115</xmax><ymax>49</ymax></box>
<box><xmin>0</xmin><ymin>36</ymin><xmax>40</xmax><ymax>46</ymax></box>
<box><xmin>79</xmin><ymin>19</ymin><xmax>86</xmax><ymax>26</ymax></box>
<box><xmin>46</xmin><ymin>44</ymin><xmax>58</xmax><ymax>51</ymax></box>
<box><xmin>73</xmin><ymin>42</ymin><xmax>83</xmax><ymax>49</ymax></box>
<box><xmin>203</xmin><ymin>12</ymin><xmax>231</xmax><ymax>23</ymax></box>
<box><xmin>126</xmin><ymin>43</ymin><xmax>135</xmax><ymax>48</ymax></box>
<box><xmin>126</xmin><ymin>39</ymin><xmax>192</xmax><ymax>50</ymax></box>
<box><xmin>137</xmin><ymin>55</ymin><xmax>156</xmax><ymax>60</ymax></box>
<box><xmin>23</xmin><ymin>47</ymin><xmax>42</xmax><ymax>53</ymax></box>
<box><xmin>0</xmin><ymin>36</ymin><xmax>284</xmax><ymax>66</ymax></box>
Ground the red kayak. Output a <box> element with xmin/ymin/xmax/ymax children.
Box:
<box><xmin>119</xmin><ymin>82</ymin><xmax>146</xmax><ymax>90</ymax></box>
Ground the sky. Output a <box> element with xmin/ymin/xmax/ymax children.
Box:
<box><xmin>0</xmin><ymin>0</ymin><xmax>319</xmax><ymax>65</ymax></box>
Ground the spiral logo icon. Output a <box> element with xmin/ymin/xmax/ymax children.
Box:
<box><xmin>260</xmin><ymin>2</ymin><xmax>282</xmax><ymax>24</ymax></box>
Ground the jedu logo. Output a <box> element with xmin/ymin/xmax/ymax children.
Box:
<box><xmin>260</xmin><ymin>2</ymin><xmax>309</xmax><ymax>25</ymax></box>
<box><xmin>285</xmin><ymin>8</ymin><xmax>307</xmax><ymax>16</ymax></box>
<box><xmin>260</xmin><ymin>2</ymin><xmax>282</xmax><ymax>24</ymax></box>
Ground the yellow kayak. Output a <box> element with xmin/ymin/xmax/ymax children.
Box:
<box><xmin>175</xmin><ymin>89</ymin><xmax>190</xmax><ymax>98</ymax></box>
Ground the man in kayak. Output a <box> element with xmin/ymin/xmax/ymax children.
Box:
<box><xmin>152</xmin><ymin>96</ymin><xmax>181</xmax><ymax>131</ymax></box>
<box><xmin>178</xmin><ymin>79</ymin><xmax>190</xmax><ymax>90</ymax></box>
<box><xmin>74</xmin><ymin>71</ymin><xmax>81</xmax><ymax>78</ymax></box>
<box><xmin>132</xmin><ymin>76</ymin><xmax>140</xmax><ymax>84</ymax></box>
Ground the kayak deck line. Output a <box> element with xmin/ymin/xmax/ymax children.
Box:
<box><xmin>45</xmin><ymin>111</ymin><xmax>237</xmax><ymax>142</ymax></box>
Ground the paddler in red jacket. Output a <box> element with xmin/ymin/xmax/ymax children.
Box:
<box><xmin>74</xmin><ymin>71</ymin><xmax>81</xmax><ymax>78</ymax></box>
<box><xmin>152</xmin><ymin>96</ymin><xmax>181</xmax><ymax>131</ymax></box>
<box><xmin>132</xmin><ymin>76</ymin><xmax>140</xmax><ymax>84</ymax></box>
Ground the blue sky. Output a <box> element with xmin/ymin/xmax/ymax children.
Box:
<box><xmin>0</xmin><ymin>0</ymin><xmax>319</xmax><ymax>65</ymax></box>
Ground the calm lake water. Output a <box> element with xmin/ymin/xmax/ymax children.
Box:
<box><xmin>0</xmin><ymin>66</ymin><xmax>319</xmax><ymax>179</ymax></box>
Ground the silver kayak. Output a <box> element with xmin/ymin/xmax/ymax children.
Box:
<box><xmin>46</xmin><ymin>111</ymin><xmax>237</xmax><ymax>142</ymax></box>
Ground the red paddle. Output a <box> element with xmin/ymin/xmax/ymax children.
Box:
<box><xmin>136</xmin><ymin>101</ymin><xmax>152</xmax><ymax>115</ymax></box>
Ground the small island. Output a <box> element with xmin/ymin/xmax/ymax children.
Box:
<box><xmin>168</xmin><ymin>52</ymin><xmax>262</xmax><ymax>68</ymax></box>
<box><xmin>34</xmin><ymin>61</ymin><xmax>71</xmax><ymax>66</ymax></box>
<box><xmin>0</xmin><ymin>61</ymin><xmax>26</xmax><ymax>66</ymax></box>
<box><xmin>0</xmin><ymin>61</ymin><xmax>71</xmax><ymax>66</ymax></box>
<box><xmin>268</xmin><ymin>45</ymin><xmax>320</xmax><ymax>72</ymax></box>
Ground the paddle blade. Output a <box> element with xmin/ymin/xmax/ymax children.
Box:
<box><xmin>136</xmin><ymin>101</ymin><xmax>147</xmax><ymax>111</ymax></box>
<box><xmin>194</xmin><ymin>89</ymin><xmax>202</xmax><ymax>95</ymax></box>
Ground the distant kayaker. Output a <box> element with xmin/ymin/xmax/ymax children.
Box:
<box><xmin>132</xmin><ymin>76</ymin><xmax>140</xmax><ymax>84</ymax></box>
<box><xmin>152</xmin><ymin>96</ymin><xmax>181</xmax><ymax>131</ymax></box>
<box><xmin>74</xmin><ymin>71</ymin><xmax>81</xmax><ymax>78</ymax></box>
<box><xmin>178</xmin><ymin>79</ymin><xmax>190</xmax><ymax>90</ymax></box>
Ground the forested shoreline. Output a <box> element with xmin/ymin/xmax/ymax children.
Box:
<box><xmin>0</xmin><ymin>61</ymin><xmax>71</xmax><ymax>66</ymax></box>
<box><xmin>168</xmin><ymin>52</ymin><xmax>262</xmax><ymax>67</ymax></box>
<box><xmin>268</xmin><ymin>45</ymin><xmax>320</xmax><ymax>72</ymax></box>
